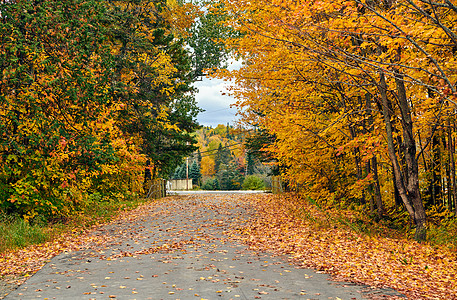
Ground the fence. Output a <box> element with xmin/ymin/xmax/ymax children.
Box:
<box><xmin>168</xmin><ymin>179</ymin><xmax>193</xmax><ymax>190</ymax></box>
<box><xmin>271</xmin><ymin>176</ymin><xmax>284</xmax><ymax>194</ymax></box>
<box><xmin>145</xmin><ymin>178</ymin><xmax>167</xmax><ymax>199</ymax></box>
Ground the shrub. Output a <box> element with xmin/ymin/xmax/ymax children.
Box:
<box><xmin>201</xmin><ymin>178</ymin><xmax>220</xmax><ymax>190</ymax></box>
<box><xmin>242</xmin><ymin>175</ymin><xmax>265</xmax><ymax>190</ymax></box>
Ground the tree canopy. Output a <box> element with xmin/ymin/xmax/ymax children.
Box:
<box><xmin>0</xmin><ymin>0</ymin><xmax>203</xmax><ymax>219</ymax></box>
<box><xmin>214</xmin><ymin>0</ymin><xmax>457</xmax><ymax>241</ymax></box>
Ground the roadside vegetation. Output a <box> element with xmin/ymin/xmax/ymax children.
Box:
<box><xmin>0</xmin><ymin>0</ymin><xmax>229</xmax><ymax>253</ymax></box>
<box><xmin>0</xmin><ymin>195</ymin><xmax>150</xmax><ymax>254</ymax></box>
<box><xmin>214</xmin><ymin>0</ymin><xmax>457</xmax><ymax>242</ymax></box>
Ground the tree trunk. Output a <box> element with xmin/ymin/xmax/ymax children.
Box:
<box><xmin>448</xmin><ymin>120</ymin><xmax>456</xmax><ymax>212</ymax></box>
<box><xmin>452</xmin><ymin>121</ymin><xmax>457</xmax><ymax>216</ymax></box>
<box><xmin>431</xmin><ymin>133</ymin><xmax>442</xmax><ymax>206</ymax></box>
<box><xmin>445</xmin><ymin>134</ymin><xmax>451</xmax><ymax>209</ymax></box>
<box><xmin>366</xmin><ymin>160</ymin><xmax>375</xmax><ymax>213</ymax></box>
<box><xmin>372</xmin><ymin>155</ymin><xmax>384</xmax><ymax>219</ymax></box>
<box><xmin>393</xmin><ymin>171</ymin><xmax>402</xmax><ymax>207</ymax></box>
<box><xmin>453</xmin><ymin>121</ymin><xmax>457</xmax><ymax>215</ymax></box>
<box><xmin>378</xmin><ymin>72</ymin><xmax>426</xmax><ymax>241</ymax></box>
<box><xmin>350</xmin><ymin>126</ymin><xmax>365</xmax><ymax>205</ymax></box>
<box><xmin>365</xmin><ymin>93</ymin><xmax>380</xmax><ymax>215</ymax></box>
<box><xmin>394</xmin><ymin>73</ymin><xmax>427</xmax><ymax>241</ymax></box>
<box><xmin>379</xmin><ymin>73</ymin><xmax>415</xmax><ymax>216</ymax></box>
<box><xmin>144</xmin><ymin>159</ymin><xmax>152</xmax><ymax>183</ymax></box>
<box><xmin>418</xmin><ymin>131</ymin><xmax>432</xmax><ymax>205</ymax></box>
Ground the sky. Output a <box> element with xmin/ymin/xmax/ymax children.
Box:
<box><xmin>193</xmin><ymin>77</ymin><xmax>238</xmax><ymax>128</ymax></box>
<box><xmin>193</xmin><ymin>59</ymin><xmax>243</xmax><ymax>128</ymax></box>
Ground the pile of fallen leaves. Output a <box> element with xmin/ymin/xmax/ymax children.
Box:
<box><xmin>235</xmin><ymin>194</ymin><xmax>457</xmax><ymax>299</ymax></box>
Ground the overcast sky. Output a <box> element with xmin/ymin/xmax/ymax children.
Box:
<box><xmin>193</xmin><ymin>60</ymin><xmax>242</xmax><ymax>128</ymax></box>
<box><xmin>193</xmin><ymin>77</ymin><xmax>238</xmax><ymax>128</ymax></box>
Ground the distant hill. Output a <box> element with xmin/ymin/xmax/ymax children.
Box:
<box><xmin>171</xmin><ymin>123</ymin><xmax>270</xmax><ymax>190</ymax></box>
<box><xmin>196</xmin><ymin>124</ymin><xmax>245</xmax><ymax>178</ymax></box>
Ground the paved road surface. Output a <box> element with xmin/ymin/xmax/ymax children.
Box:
<box><xmin>5</xmin><ymin>194</ymin><xmax>404</xmax><ymax>299</ymax></box>
<box><xmin>167</xmin><ymin>191</ymin><xmax>266</xmax><ymax>195</ymax></box>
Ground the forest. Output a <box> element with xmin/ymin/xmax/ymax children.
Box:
<box><xmin>1</xmin><ymin>0</ymin><xmax>457</xmax><ymax>247</ymax></box>
<box><xmin>211</xmin><ymin>0</ymin><xmax>457</xmax><ymax>241</ymax></box>
<box><xmin>171</xmin><ymin>124</ymin><xmax>269</xmax><ymax>190</ymax></box>
<box><xmin>1</xmin><ymin>1</ymin><xmax>457</xmax><ymax>298</ymax></box>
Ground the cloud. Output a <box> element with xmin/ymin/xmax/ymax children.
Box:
<box><xmin>193</xmin><ymin>58</ymin><xmax>243</xmax><ymax>128</ymax></box>
<box><xmin>194</xmin><ymin>77</ymin><xmax>239</xmax><ymax>128</ymax></box>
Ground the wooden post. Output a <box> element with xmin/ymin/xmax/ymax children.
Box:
<box><xmin>271</xmin><ymin>176</ymin><xmax>283</xmax><ymax>194</ymax></box>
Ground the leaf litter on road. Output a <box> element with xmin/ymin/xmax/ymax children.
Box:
<box><xmin>234</xmin><ymin>194</ymin><xmax>457</xmax><ymax>299</ymax></box>
<box><xmin>0</xmin><ymin>198</ymin><xmax>168</xmax><ymax>285</ymax></box>
<box><xmin>2</xmin><ymin>193</ymin><xmax>453</xmax><ymax>299</ymax></box>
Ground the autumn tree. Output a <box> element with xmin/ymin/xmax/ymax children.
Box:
<box><xmin>194</xmin><ymin>124</ymin><xmax>248</xmax><ymax>188</ymax></box>
<box><xmin>0</xmin><ymin>0</ymin><xmax>204</xmax><ymax>219</ymax></box>
<box><xmin>105</xmin><ymin>0</ymin><xmax>201</xmax><ymax>179</ymax></box>
<box><xmin>215</xmin><ymin>0</ymin><xmax>457</xmax><ymax>240</ymax></box>
<box><xmin>0</xmin><ymin>0</ymin><xmax>135</xmax><ymax>219</ymax></box>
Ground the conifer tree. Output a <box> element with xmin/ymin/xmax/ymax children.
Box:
<box><xmin>246</xmin><ymin>152</ymin><xmax>255</xmax><ymax>176</ymax></box>
<box><xmin>189</xmin><ymin>161</ymin><xmax>202</xmax><ymax>185</ymax></box>
<box><xmin>197</xmin><ymin>149</ymin><xmax>202</xmax><ymax>166</ymax></box>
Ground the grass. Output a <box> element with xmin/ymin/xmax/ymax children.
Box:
<box><xmin>0</xmin><ymin>216</ymin><xmax>50</xmax><ymax>253</ymax></box>
<box><xmin>0</xmin><ymin>194</ymin><xmax>150</xmax><ymax>254</ymax></box>
<box><xmin>427</xmin><ymin>217</ymin><xmax>457</xmax><ymax>250</ymax></box>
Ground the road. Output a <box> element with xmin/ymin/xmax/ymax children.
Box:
<box><xmin>167</xmin><ymin>190</ymin><xmax>266</xmax><ymax>195</ymax></box>
<box><xmin>5</xmin><ymin>193</ymin><xmax>404</xmax><ymax>299</ymax></box>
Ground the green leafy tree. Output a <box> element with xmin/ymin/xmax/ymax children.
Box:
<box><xmin>106</xmin><ymin>0</ymin><xmax>201</xmax><ymax>179</ymax></box>
<box><xmin>217</xmin><ymin>161</ymin><xmax>243</xmax><ymax>190</ymax></box>
<box><xmin>178</xmin><ymin>162</ymin><xmax>188</xmax><ymax>180</ymax></box>
<box><xmin>187</xmin><ymin>0</ymin><xmax>235</xmax><ymax>78</ymax></box>
<box><xmin>245</xmin><ymin>129</ymin><xmax>280</xmax><ymax>176</ymax></box>
<box><xmin>0</xmin><ymin>0</ymin><xmax>204</xmax><ymax>219</ymax></box>
<box><xmin>214</xmin><ymin>143</ymin><xmax>231</xmax><ymax>173</ymax></box>
<box><xmin>197</xmin><ymin>149</ymin><xmax>202</xmax><ymax>165</ymax></box>
<box><xmin>246</xmin><ymin>152</ymin><xmax>255</xmax><ymax>175</ymax></box>
<box><xmin>202</xmin><ymin>178</ymin><xmax>219</xmax><ymax>190</ymax></box>
<box><xmin>0</xmin><ymin>0</ymin><xmax>120</xmax><ymax>218</ymax></box>
<box><xmin>173</xmin><ymin>165</ymin><xmax>182</xmax><ymax>180</ymax></box>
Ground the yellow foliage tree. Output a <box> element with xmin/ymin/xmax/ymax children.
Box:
<box><xmin>215</xmin><ymin>0</ymin><xmax>457</xmax><ymax>240</ymax></box>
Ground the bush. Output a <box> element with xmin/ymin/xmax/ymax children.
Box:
<box><xmin>242</xmin><ymin>175</ymin><xmax>265</xmax><ymax>190</ymax></box>
<box><xmin>201</xmin><ymin>178</ymin><xmax>220</xmax><ymax>190</ymax></box>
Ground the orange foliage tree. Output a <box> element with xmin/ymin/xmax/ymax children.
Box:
<box><xmin>215</xmin><ymin>0</ymin><xmax>457</xmax><ymax>241</ymax></box>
